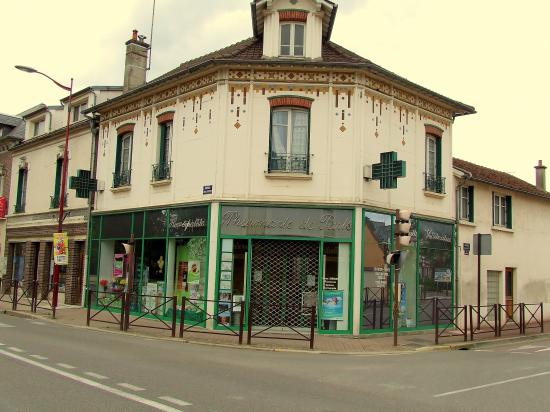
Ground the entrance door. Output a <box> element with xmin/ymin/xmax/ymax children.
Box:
<box><xmin>250</xmin><ymin>240</ymin><xmax>319</xmax><ymax>328</ymax></box>
<box><xmin>505</xmin><ymin>268</ymin><xmax>514</xmax><ymax>318</ymax></box>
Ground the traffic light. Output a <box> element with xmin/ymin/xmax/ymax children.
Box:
<box><xmin>395</xmin><ymin>209</ymin><xmax>411</xmax><ymax>248</ymax></box>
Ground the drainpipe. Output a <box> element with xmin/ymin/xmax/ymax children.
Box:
<box><xmin>455</xmin><ymin>170</ymin><xmax>472</xmax><ymax>308</ymax></box>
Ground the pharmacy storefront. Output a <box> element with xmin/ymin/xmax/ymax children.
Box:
<box><xmin>215</xmin><ymin>205</ymin><xmax>354</xmax><ymax>334</ymax></box>
<box><xmin>362</xmin><ymin>210</ymin><xmax>454</xmax><ymax>333</ymax></box>
<box><xmin>87</xmin><ymin>205</ymin><xmax>210</xmax><ymax>316</ymax></box>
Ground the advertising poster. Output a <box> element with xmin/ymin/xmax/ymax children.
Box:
<box><xmin>434</xmin><ymin>268</ymin><xmax>452</xmax><ymax>283</ymax></box>
<box><xmin>322</xmin><ymin>290</ymin><xmax>344</xmax><ymax>320</ymax></box>
<box><xmin>187</xmin><ymin>260</ymin><xmax>200</xmax><ymax>285</ymax></box>
<box><xmin>113</xmin><ymin>254</ymin><xmax>125</xmax><ymax>278</ymax></box>
<box><xmin>53</xmin><ymin>232</ymin><xmax>68</xmax><ymax>265</ymax></box>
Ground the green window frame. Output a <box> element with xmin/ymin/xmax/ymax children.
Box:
<box><xmin>15</xmin><ymin>167</ymin><xmax>27</xmax><ymax>213</ymax></box>
<box><xmin>459</xmin><ymin>185</ymin><xmax>474</xmax><ymax>222</ymax></box>
<box><xmin>493</xmin><ymin>193</ymin><xmax>512</xmax><ymax>228</ymax></box>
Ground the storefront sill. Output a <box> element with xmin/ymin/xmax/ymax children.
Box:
<box><xmin>492</xmin><ymin>225</ymin><xmax>514</xmax><ymax>233</ymax></box>
<box><xmin>264</xmin><ymin>172</ymin><xmax>313</xmax><ymax>180</ymax></box>
<box><xmin>423</xmin><ymin>190</ymin><xmax>446</xmax><ymax>199</ymax></box>
<box><xmin>110</xmin><ymin>186</ymin><xmax>131</xmax><ymax>193</ymax></box>
<box><xmin>150</xmin><ymin>179</ymin><xmax>172</xmax><ymax>187</ymax></box>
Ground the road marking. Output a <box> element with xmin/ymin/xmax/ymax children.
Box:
<box><xmin>0</xmin><ymin>350</ymin><xmax>184</xmax><ymax>412</ymax></box>
<box><xmin>517</xmin><ymin>345</ymin><xmax>545</xmax><ymax>350</ymax></box>
<box><xmin>57</xmin><ymin>363</ymin><xmax>77</xmax><ymax>369</ymax></box>
<box><xmin>474</xmin><ymin>349</ymin><xmax>492</xmax><ymax>352</ymax></box>
<box><xmin>0</xmin><ymin>322</ymin><xmax>15</xmax><ymax>328</ymax></box>
<box><xmin>434</xmin><ymin>371</ymin><xmax>550</xmax><ymax>397</ymax></box>
<box><xmin>8</xmin><ymin>347</ymin><xmax>24</xmax><ymax>353</ymax></box>
<box><xmin>536</xmin><ymin>347</ymin><xmax>550</xmax><ymax>352</ymax></box>
<box><xmin>510</xmin><ymin>352</ymin><xmax>532</xmax><ymax>355</ymax></box>
<box><xmin>30</xmin><ymin>355</ymin><xmax>48</xmax><ymax>360</ymax></box>
<box><xmin>85</xmin><ymin>372</ymin><xmax>109</xmax><ymax>380</ymax></box>
<box><xmin>118</xmin><ymin>383</ymin><xmax>146</xmax><ymax>392</ymax></box>
<box><xmin>0</xmin><ymin>342</ymin><xmax>4</xmax><ymax>346</ymax></box>
<box><xmin>30</xmin><ymin>321</ymin><xmax>46</xmax><ymax>325</ymax></box>
<box><xmin>158</xmin><ymin>396</ymin><xmax>192</xmax><ymax>407</ymax></box>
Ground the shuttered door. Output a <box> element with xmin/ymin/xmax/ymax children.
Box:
<box><xmin>487</xmin><ymin>271</ymin><xmax>500</xmax><ymax>306</ymax></box>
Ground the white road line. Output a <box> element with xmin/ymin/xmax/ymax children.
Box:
<box><xmin>0</xmin><ymin>350</ymin><xmax>184</xmax><ymax>412</ymax></box>
<box><xmin>30</xmin><ymin>355</ymin><xmax>48</xmax><ymax>360</ymax></box>
<box><xmin>510</xmin><ymin>352</ymin><xmax>532</xmax><ymax>355</ymax></box>
<box><xmin>8</xmin><ymin>347</ymin><xmax>24</xmax><ymax>353</ymax></box>
<box><xmin>0</xmin><ymin>343</ymin><xmax>4</xmax><ymax>346</ymax></box>
<box><xmin>536</xmin><ymin>347</ymin><xmax>550</xmax><ymax>352</ymax></box>
<box><xmin>117</xmin><ymin>383</ymin><xmax>146</xmax><ymax>392</ymax></box>
<box><xmin>57</xmin><ymin>363</ymin><xmax>77</xmax><ymax>369</ymax></box>
<box><xmin>434</xmin><ymin>371</ymin><xmax>550</xmax><ymax>398</ymax></box>
<box><xmin>158</xmin><ymin>396</ymin><xmax>192</xmax><ymax>407</ymax></box>
<box><xmin>0</xmin><ymin>322</ymin><xmax>15</xmax><ymax>328</ymax></box>
<box><xmin>84</xmin><ymin>372</ymin><xmax>109</xmax><ymax>380</ymax></box>
<box><xmin>517</xmin><ymin>345</ymin><xmax>545</xmax><ymax>350</ymax></box>
<box><xmin>30</xmin><ymin>321</ymin><xmax>46</xmax><ymax>325</ymax></box>
<box><xmin>474</xmin><ymin>349</ymin><xmax>492</xmax><ymax>352</ymax></box>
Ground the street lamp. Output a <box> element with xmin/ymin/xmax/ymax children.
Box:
<box><xmin>15</xmin><ymin>65</ymin><xmax>73</xmax><ymax>318</ymax></box>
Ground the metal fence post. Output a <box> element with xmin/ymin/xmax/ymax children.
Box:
<box><xmin>52</xmin><ymin>282</ymin><xmax>57</xmax><ymax>319</ymax></box>
<box><xmin>372</xmin><ymin>300</ymin><xmax>377</xmax><ymax>330</ymax></box>
<box><xmin>310</xmin><ymin>305</ymin><xmax>316</xmax><ymax>350</ymax></box>
<box><xmin>12</xmin><ymin>280</ymin><xmax>18</xmax><ymax>311</ymax></box>
<box><xmin>493</xmin><ymin>304</ymin><xmax>498</xmax><ymax>337</ymax></box>
<box><xmin>463</xmin><ymin>306</ymin><xmax>468</xmax><ymax>342</ymax></box>
<box><xmin>520</xmin><ymin>303</ymin><xmax>525</xmax><ymax>335</ymax></box>
<box><xmin>31</xmin><ymin>280</ymin><xmax>37</xmax><ymax>313</ymax></box>
<box><xmin>120</xmin><ymin>293</ymin><xmax>126</xmax><ymax>331</ymax></box>
<box><xmin>238</xmin><ymin>301</ymin><xmax>245</xmax><ymax>345</ymax></box>
<box><xmin>497</xmin><ymin>304</ymin><xmax>502</xmax><ymax>337</ymax></box>
<box><xmin>247</xmin><ymin>303</ymin><xmax>253</xmax><ymax>345</ymax></box>
<box><xmin>541</xmin><ymin>303</ymin><xmax>544</xmax><ymax>333</ymax></box>
<box><xmin>86</xmin><ymin>290</ymin><xmax>92</xmax><ymax>327</ymax></box>
<box><xmin>179</xmin><ymin>298</ymin><xmax>186</xmax><ymax>338</ymax></box>
<box><xmin>171</xmin><ymin>296</ymin><xmax>177</xmax><ymax>338</ymax></box>
<box><xmin>435</xmin><ymin>307</ymin><xmax>439</xmax><ymax>345</ymax></box>
<box><xmin>469</xmin><ymin>305</ymin><xmax>474</xmax><ymax>341</ymax></box>
<box><xmin>123</xmin><ymin>292</ymin><xmax>130</xmax><ymax>332</ymax></box>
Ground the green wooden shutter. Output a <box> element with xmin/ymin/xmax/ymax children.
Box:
<box><xmin>436</xmin><ymin>137</ymin><xmax>442</xmax><ymax>177</ymax></box>
<box><xmin>506</xmin><ymin>195</ymin><xmax>512</xmax><ymax>228</ymax></box>
<box><xmin>159</xmin><ymin>124</ymin><xmax>166</xmax><ymax>166</ymax></box>
<box><xmin>115</xmin><ymin>135</ymin><xmax>122</xmax><ymax>174</ymax></box>
<box><xmin>16</xmin><ymin>169</ymin><xmax>24</xmax><ymax>210</ymax></box>
<box><xmin>468</xmin><ymin>185</ymin><xmax>474</xmax><ymax>222</ymax></box>
<box><xmin>54</xmin><ymin>158</ymin><xmax>63</xmax><ymax>198</ymax></box>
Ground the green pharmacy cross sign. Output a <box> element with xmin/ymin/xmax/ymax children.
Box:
<box><xmin>69</xmin><ymin>169</ymin><xmax>98</xmax><ymax>198</ymax></box>
<box><xmin>372</xmin><ymin>151</ymin><xmax>406</xmax><ymax>189</ymax></box>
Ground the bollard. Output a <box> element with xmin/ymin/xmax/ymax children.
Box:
<box><xmin>171</xmin><ymin>296</ymin><xmax>178</xmax><ymax>338</ymax></box>
<box><xmin>179</xmin><ymin>298</ymin><xmax>186</xmax><ymax>338</ymax></box>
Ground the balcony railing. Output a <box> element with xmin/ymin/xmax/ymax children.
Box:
<box><xmin>50</xmin><ymin>194</ymin><xmax>68</xmax><ymax>209</ymax></box>
<box><xmin>152</xmin><ymin>161</ymin><xmax>172</xmax><ymax>182</ymax></box>
<box><xmin>113</xmin><ymin>169</ymin><xmax>131</xmax><ymax>188</ymax></box>
<box><xmin>424</xmin><ymin>173</ymin><xmax>446</xmax><ymax>194</ymax></box>
<box><xmin>268</xmin><ymin>153</ymin><xmax>310</xmax><ymax>174</ymax></box>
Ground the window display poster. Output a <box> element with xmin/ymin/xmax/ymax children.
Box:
<box><xmin>221</xmin><ymin>272</ymin><xmax>232</xmax><ymax>281</ymax></box>
<box><xmin>322</xmin><ymin>290</ymin><xmax>344</xmax><ymax>320</ymax></box>
<box><xmin>187</xmin><ymin>260</ymin><xmax>200</xmax><ymax>285</ymax></box>
<box><xmin>434</xmin><ymin>268</ymin><xmax>452</xmax><ymax>283</ymax></box>
<box><xmin>113</xmin><ymin>254</ymin><xmax>125</xmax><ymax>278</ymax></box>
<box><xmin>219</xmin><ymin>280</ymin><xmax>232</xmax><ymax>291</ymax></box>
<box><xmin>177</xmin><ymin>261</ymin><xmax>188</xmax><ymax>290</ymax></box>
<box><xmin>233</xmin><ymin>295</ymin><xmax>244</xmax><ymax>312</ymax></box>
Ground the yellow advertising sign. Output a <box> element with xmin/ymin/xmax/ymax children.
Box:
<box><xmin>53</xmin><ymin>232</ymin><xmax>68</xmax><ymax>265</ymax></box>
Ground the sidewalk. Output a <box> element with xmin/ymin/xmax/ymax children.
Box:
<box><xmin>1</xmin><ymin>301</ymin><xmax>548</xmax><ymax>354</ymax></box>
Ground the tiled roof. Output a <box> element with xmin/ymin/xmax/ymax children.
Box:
<box><xmin>453</xmin><ymin>158</ymin><xmax>550</xmax><ymax>200</ymax></box>
<box><xmin>0</xmin><ymin>113</ymin><xmax>21</xmax><ymax>127</ymax></box>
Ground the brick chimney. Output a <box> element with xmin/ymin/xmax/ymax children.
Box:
<box><xmin>123</xmin><ymin>30</ymin><xmax>150</xmax><ymax>92</ymax></box>
<box><xmin>535</xmin><ymin>160</ymin><xmax>547</xmax><ymax>191</ymax></box>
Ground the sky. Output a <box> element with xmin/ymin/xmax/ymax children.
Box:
<box><xmin>1</xmin><ymin>0</ymin><xmax>548</xmax><ymax>184</ymax></box>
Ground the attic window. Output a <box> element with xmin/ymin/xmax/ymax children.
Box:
<box><xmin>33</xmin><ymin>118</ymin><xmax>46</xmax><ymax>137</ymax></box>
<box><xmin>280</xmin><ymin>23</ymin><xmax>305</xmax><ymax>57</ymax></box>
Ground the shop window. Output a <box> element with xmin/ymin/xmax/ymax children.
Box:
<box><xmin>217</xmin><ymin>239</ymin><xmax>248</xmax><ymax>326</ymax></box>
<box><xmin>101</xmin><ymin>213</ymin><xmax>132</xmax><ymax>239</ymax></box>
<box><xmin>459</xmin><ymin>186</ymin><xmax>474</xmax><ymax>222</ymax></box>
<box><xmin>12</xmin><ymin>243</ymin><xmax>25</xmax><ymax>281</ymax></box>
<box><xmin>145</xmin><ymin>209</ymin><xmax>168</xmax><ymax>237</ymax></box>
<box><xmin>493</xmin><ymin>193</ymin><xmax>512</xmax><ymax>228</ymax></box>
<box><xmin>15</xmin><ymin>167</ymin><xmax>28</xmax><ymax>213</ymax></box>
<box><xmin>113</xmin><ymin>132</ymin><xmax>132</xmax><ymax>187</ymax></box>
<box><xmin>269</xmin><ymin>107</ymin><xmax>310</xmax><ymax>174</ymax></box>
<box><xmin>320</xmin><ymin>243</ymin><xmax>350</xmax><ymax>332</ymax></box>
<box><xmin>153</xmin><ymin>121</ymin><xmax>173</xmax><ymax>181</ymax></box>
<box><xmin>280</xmin><ymin>23</ymin><xmax>305</xmax><ymax>57</ymax></box>
<box><xmin>424</xmin><ymin>133</ymin><xmax>444</xmax><ymax>194</ymax></box>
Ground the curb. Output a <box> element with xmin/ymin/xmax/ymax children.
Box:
<box><xmin>416</xmin><ymin>332</ymin><xmax>550</xmax><ymax>352</ymax></box>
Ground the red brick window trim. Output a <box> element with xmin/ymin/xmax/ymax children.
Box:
<box><xmin>117</xmin><ymin>123</ymin><xmax>135</xmax><ymax>135</ymax></box>
<box><xmin>269</xmin><ymin>96</ymin><xmax>313</xmax><ymax>110</ymax></box>
<box><xmin>157</xmin><ymin>111</ymin><xmax>175</xmax><ymax>124</ymax></box>
<box><xmin>425</xmin><ymin>124</ymin><xmax>443</xmax><ymax>138</ymax></box>
<box><xmin>279</xmin><ymin>10</ymin><xmax>309</xmax><ymax>23</ymax></box>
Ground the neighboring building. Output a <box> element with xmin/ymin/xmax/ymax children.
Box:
<box><xmin>0</xmin><ymin>114</ymin><xmax>24</xmax><ymax>279</ymax></box>
<box><xmin>85</xmin><ymin>0</ymin><xmax>475</xmax><ymax>335</ymax></box>
<box><xmin>454</xmin><ymin>158</ymin><xmax>550</xmax><ymax>316</ymax></box>
<box><xmin>3</xmin><ymin>87</ymin><xmax>122</xmax><ymax>305</ymax></box>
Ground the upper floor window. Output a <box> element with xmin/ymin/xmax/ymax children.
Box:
<box><xmin>33</xmin><ymin>118</ymin><xmax>45</xmax><ymax>137</ymax></box>
<box><xmin>269</xmin><ymin>107</ymin><xmax>309</xmax><ymax>174</ymax></box>
<box><xmin>114</xmin><ymin>132</ymin><xmax>133</xmax><ymax>187</ymax></box>
<box><xmin>72</xmin><ymin>102</ymin><xmax>88</xmax><ymax>122</ymax></box>
<box><xmin>280</xmin><ymin>23</ymin><xmax>305</xmax><ymax>57</ymax></box>
<box><xmin>15</xmin><ymin>167</ymin><xmax>28</xmax><ymax>213</ymax></box>
<box><xmin>424</xmin><ymin>131</ymin><xmax>444</xmax><ymax>194</ymax></box>
<box><xmin>459</xmin><ymin>186</ymin><xmax>474</xmax><ymax>222</ymax></box>
<box><xmin>153</xmin><ymin>121</ymin><xmax>173</xmax><ymax>181</ymax></box>
<box><xmin>493</xmin><ymin>193</ymin><xmax>512</xmax><ymax>228</ymax></box>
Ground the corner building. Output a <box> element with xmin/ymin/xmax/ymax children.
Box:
<box><xmin>87</xmin><ymin>0</ymin><xmax>474</xmax><ymax>335</ymax></box>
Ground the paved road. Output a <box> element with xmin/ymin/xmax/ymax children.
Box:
<box><xmin>1</xmin><ymin>314</ymin><xmax>550</xmax><ymax>412</ymax></box>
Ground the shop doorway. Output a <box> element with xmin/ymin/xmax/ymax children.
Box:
<box><xmin>250</xmin><ymin>240</ymin><xmax>319</xmax><ymax>328</ymax></box>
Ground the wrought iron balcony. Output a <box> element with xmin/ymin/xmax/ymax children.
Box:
<box><xmin>151</xmin><ymin>161</ymin><xmax>172</xmax><ymax>182</ymax></box>
<box><xmin>50</xmin><ymin>194</ymin><xmax>68</xmax><ymax>209</ymax></box>
<box><xmin>424</xmin><ymin>173</ymin><xmax>446</xmax><ymax>194</ymax></box>
<box><xmin>112</xmin><ymin>169</ymin><xmax>131</xmax><ymax>188</ymax></box>
<box><xmin>268</xmin><ymin>153</ymin><xmax>310</xmax><ymax>174</ymax></box>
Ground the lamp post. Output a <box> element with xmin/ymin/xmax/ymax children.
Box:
<box><xmin>16</xmin><ymin>65</ymin><xmax>73</xmax><ymax>318</ymax></box>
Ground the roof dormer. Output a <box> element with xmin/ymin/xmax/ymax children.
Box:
<box><xmin>252</xmin><ymin>0</ymin><xmax>338</xmax><ymax>60</ymax></box>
